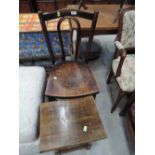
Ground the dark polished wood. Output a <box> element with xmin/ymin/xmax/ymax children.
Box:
<box><xmin>111</xmin><ymin>89</ymin><xmax>125</xmax><ymax>113</ymax></box>
<box><xmin>119</xmin><ymin>91</ymin><xmax>135</xmax><ymax>116</ymax></box>
<box><xmin>119</xmin><ymin>91</ymin><xmax>135</xmax><ymax>142</ymax></box>
<box><xmin>127</xmin><ymin>113</ymin><xmax>135</xmax><ymax>143</ymax></box>
<box><xmin>38</xmin><ymin>9</ymin><xmax>99</xmax><ymax>63</ymax></box>
<box><xmin>39</xmin><ymin>10</ymin><xmax>99</xmax><ymax>98</ymax></box>
<box><xmin>40</xmin><ymin>96</ymin><xmax>107</xmax><ymax>152</ymax></box>
<box><xmin>45</xmin><ymin>61</ymin><xmax>99</xmax><ymax>98</ymax></box>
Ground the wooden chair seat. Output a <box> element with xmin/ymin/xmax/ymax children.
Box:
<box><xmin>45</xmin><ymin>61</ymin><xmax>99</xmax><ymax>98</ymax></box>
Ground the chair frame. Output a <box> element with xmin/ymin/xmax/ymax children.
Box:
<box><xmin>107</xmin><ymin>7</ymin><xmax>135</xmax><ymax>113</ymax></box>
<box><xmin>39</xmin><ymin>10</ymin><xmax>99</xmax><ymax>99</ymax></box>
<box><xmin>119</xmin><ymin>91</ymin><xmax>135</xmax><ymax>142</ymax></box>
<box><xmin>78</xmin><ymin>0</ymin><xmax>88</xmax><ymax>10</ymax></box>
<box><xmin>57</xmin><ymin>16</ymin><xmax>81</xmax><ymax>62</ymax></box>
<box><xmin>38</xmin><ymin>9</ymin><xmax>99</xmax><ymax>65</ymax></box>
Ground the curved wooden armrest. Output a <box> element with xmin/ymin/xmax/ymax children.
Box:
<box><xmin>115</xmin><ymin>41</ymin><xmax>124</xmax><ymax>50</ymax></box>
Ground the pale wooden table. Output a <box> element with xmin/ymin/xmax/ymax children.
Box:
<box><xmin>67</xmin><ymin>4</ymin><xmax>131</xmax><ymax>35</ymax></box>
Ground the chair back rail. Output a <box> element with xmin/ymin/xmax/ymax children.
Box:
<box><xmin>57</xmin><ymin>17</ymin><xmax>81</xmax><ymax>61</ymax></box>
<box><xmin>38</xmin><ymin>12</ymin><xmax>56</xmax><ymax>65</ymax></box>
<box><xmin>43</xmin><ymin>9</ymin><xmax>95</xmax><ymax>21</ymax></box>
<box><xmin>38</xmin><ymin>9</ymin><xmax>99</xmax><ymax>65</ymax></box>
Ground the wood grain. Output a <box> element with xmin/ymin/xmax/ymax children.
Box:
<box><xmin>67</xmin><ymin>4</ymin><xmax>132</xmax><ymax>34</ymax></box>
<box><xmin>40</xmin><ymin>96</ymin><xmax>107</xmax><ymax>152</ymax></box>
<box><xmin>45</xmin><ymin>61</ymin><xmax>99</xmax><ymax>98</ymax></box>
<box><xmin>67</xmin><ymin>4</ymin><xmax>119</xmax><ymax>30</ymax></box>
<box><xmin>38</xmin><ymin>10</ymin><xmax>99</xmax><ymax>97</ymax></box>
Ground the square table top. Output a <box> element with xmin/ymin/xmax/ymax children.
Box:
<box><xmin>40</xmin><ymin>96</ymin><xmax>107</xmax><ymax>152</ymax></box>
<box><xmin>19</xmin><ymin>13</ymin><xmax>70</xmax><ymax>32</ymax></box>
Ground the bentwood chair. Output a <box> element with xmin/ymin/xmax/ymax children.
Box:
<box><xmin>107</xmin><ymin>7</ymin><xmax>135</xmax><ymax>113</ymax></box>
<box><xmin>38</xmin><ymin>10</ymin><xmax>99</xmax><ymax>99</ymax></box>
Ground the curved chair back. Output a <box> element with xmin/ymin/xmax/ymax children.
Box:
<box><xmin>57</xmin><ymin>16</ymin><xmax>81</xmax><ymax>61</ymax></box>
<box><xmin>38</xmin><ymin>9</ymin><xmax>99</xmax><ymax>65</ymax></box>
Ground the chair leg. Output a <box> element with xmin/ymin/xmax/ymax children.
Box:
<box><xmin>119</xmin><ymin>91</ymin><xmax>135</xmax><ymax>116</ymax></box>
<box><xmin>106</xmin><ymin>69</ymin><xmax>113</xmax><ymax>84</ymax></box>
<box><xmin>93</xmin><ymin>94</ymin><xmax>96</xmax><ymax>99</ymax></box>
<box><xmin>111</xmin><ymin>89</ymin><xmax>125</xmax><ymax>113</ymax></box>
<box><xmin>48</xmin><ymin>96</ymin><xmax>56</xmax><ymax>101</ymax></box>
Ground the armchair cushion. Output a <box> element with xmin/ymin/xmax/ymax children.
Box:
<box><xmin>19</xmin><ymin>66</ymin><xmax>46</xmax><ymax>143</ymax></box>
<box><xmin>120</xmin><ymin>10</ymin><xmax>135</xmax><ymax>49</ymax></box>
<box><xmin>112</xmin><ymin>54</ymin><xmax>135</xmax><ymax>92</ymax></box>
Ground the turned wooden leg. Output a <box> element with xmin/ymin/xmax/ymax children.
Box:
<box><xmin>78</xmin><ymin>0</ymin><xmax>88</xmax><ymax>10</ymax></box>
<box><xmin>106</xmin><ymin>69</ymin><xmax>113</xmax><ymax>84</ymax></box>
<box><xmin>111</xmin><ymin>89</ymin><xmax>125</xmax><ymax>113</ymax></box>
<box><xmin>93</xmin><ymin>94</ymin><xmax>96</xmax><ymax>99</ymax></box>
<box><xmin>85</xmin><ymin>143</ymin><xmax>92</xmax><ymax>150</ymax></box>
<box><xmin>55</xmin><ymin>151</ymin><xmax>61</xmax><ymax>155</ymax></box>
<box><xmin>119</xmin><ymin>91</ymin><xmax>135</xmax><ymax>116</ymax></box>
<box><xmin>47</xmin><ymin>96</ymin><xmax>55</xmax><ymax>101</ymax></box>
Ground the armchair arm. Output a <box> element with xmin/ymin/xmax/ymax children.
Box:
<box><xmin>115</xmin><ymin>41</ymin><xmax>127</xmax><ymax>77</ymax></box>
<box><xmin>115</xmin><ymin>41</ymin><xmax>124</xmax><ymax>50</ymax></box>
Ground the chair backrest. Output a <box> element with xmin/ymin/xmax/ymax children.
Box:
<box><xmin>38</xmin><ymin>9</ymin><xmax>99</xmax><ymax>65</ymax></box>
<box><xmin>57</xmin><ymin>16</ymin><xmax>81</xmax><ymax>61</ymax></box>
<box><xmin>117</xmin><ymin>7</ymin><xmax>135</xmax><ymax>50</ymax></box>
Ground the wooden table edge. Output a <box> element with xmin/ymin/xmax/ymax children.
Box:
<box><xmin>39</xmin><ymin>96</ymin><xmax>107</xmax><ymax>153</ymax></box>
<box><xmin>39</xmin><ymin>135</ymin><xmax>107</xmax><ymax>153</ymax></box>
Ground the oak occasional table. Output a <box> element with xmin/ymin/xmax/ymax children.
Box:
<box><xmin>40</xmin><ymin>96</ymin><xmax>107</xmax><ymax>154</ymax></box>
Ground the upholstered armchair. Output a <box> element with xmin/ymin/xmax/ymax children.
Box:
<box><xmin>107</xmin><ymin>7</ymin><xmax>135</xmax><ymax>113</ymax></box>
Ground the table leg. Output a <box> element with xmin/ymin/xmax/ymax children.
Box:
<box><xmin>119</xmin><ymin>91</ymin><xmax>135</xmax><ymax>116</ymax></box>
<box><xmin>93</xmin><ymin>94</ymin><xmax>96</xmax><ymax>99</ymax></box>
<box><xmin>78</xmin><ymin>0</ymin><xmax>87</xmax><ymax>10</ymax></box>
<box><xmin>85</xmin><ymin>143</ymin><xmax>92</xmax><ymax>150</ymax></box>
<box><xmin>47</xmin><ymin>96</ymin><xmax>56</xmax><ymax>101</ymax></box>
